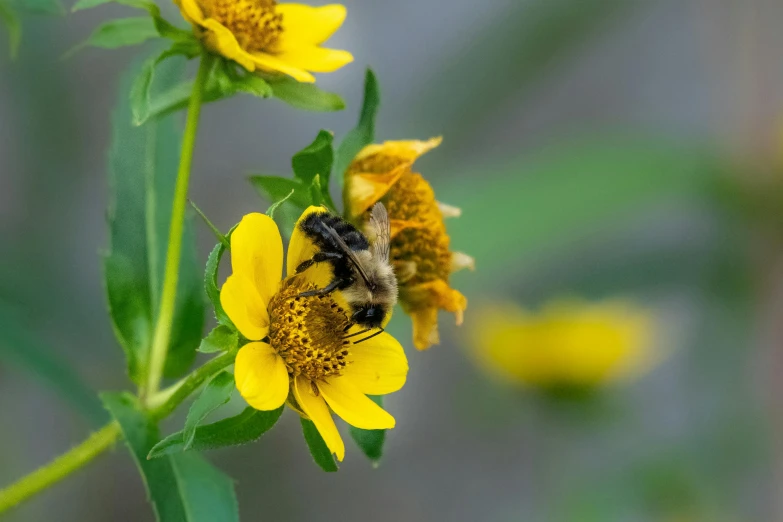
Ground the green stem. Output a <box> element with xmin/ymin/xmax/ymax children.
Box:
<box><xmin>0</xmin><ymin>422</ymin><xmax>121</xmax><ymax>514</ymax></box>
<box><xmin>144</xmin><ymin>53</ymin><xmax>212</xmax><ymax>402</ymax></box>
<box><xmin>0</xmin><ymin>351</ymin><xmax>234</xmax><ymax>515</ymax></box>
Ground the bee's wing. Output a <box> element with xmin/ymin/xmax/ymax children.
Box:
<box><xmin>369</xmin><ymin>202</ymin><xmax>391</xmax><ymax>263</ymax></box>
<box><xmin>323</xmin><ymin>225</ymin><xmax>373</xmax><ymax>286</ymax></box>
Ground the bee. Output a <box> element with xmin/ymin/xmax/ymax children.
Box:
<box><xmin>294</xmin><ymin>203</ymin><xmax>397</xmax><ymax>343</ymax></box>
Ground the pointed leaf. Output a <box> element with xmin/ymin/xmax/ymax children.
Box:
<box><xmin>148</xmin><ymin>406</ymin><xmax>284</xmax><ymax>458</ymax></box>
<box><xmin>300</xmin><ymin>418</ymin><xmax>338</xmax><ymax>472</ymax></box>
<box><xmin>183</xmin><ymin>371</ymin><xmax>235</xmax><ymax>448</ymax></box>
<box><xmin>349</xmin><ymin>395</ymin><xmax>385</xmax><ymax>464</ymax></box>
<box><xmin>66</xmin><ymin>17</ymin><xmax>158</xmax><ymax>57</ymax></box>
<box><xmin>198</xmin><ymin>325</ymin><xmax>238</xmax><ymax>354</ymax></box>
<box><xmin>334</xmin><ymin>69</ymin><xmax>380</xmax><ymax>186</ymax></box>
<box><xmin>292</xmin><ymin>130</ymin><xmax>334</xmax><ymax>186</ymax></box>
<box><xmin>267</xmin><ymin>76</ymin><xmax>345</xmax><ymax>112</ymax></box>
<box><xmin>102</xmin><ymin>392</ymin><xmax>238</xmax><ymax>522</ymax></box>
<box><xmin>204</xmin><ymin>225</ymin><xmax>236</xmax><ymax>329</ymax></box>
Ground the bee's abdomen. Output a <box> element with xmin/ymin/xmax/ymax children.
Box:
<box><xmin>300</xmin><ymin>212</ymin><xmax>370</xmax><ymax>252</ymax></box>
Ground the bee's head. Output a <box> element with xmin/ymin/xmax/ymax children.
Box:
<box><xmin>352</xmin><ymin>304</ymin><xmax>387</xmax><ymax>329</ymax></box>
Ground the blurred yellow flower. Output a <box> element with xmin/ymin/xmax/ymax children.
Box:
<box><xmin>345</xmin><ymin>138</ymin><xmax>474</xmax><ymax>350</ymax></box>
<box><xmin>175</xmin><ymin>0</ymin><xmax>353</xmax><ymax>82</ymax></box>
<box><xmin>221</xmin><ymin>207</ymin><xmax>408</xmax><ymax>461</ymax></box>
<box><xmin>470</xmin><ymin>299</ymin><xmax>657</xmax><ymax>389</ymax></box>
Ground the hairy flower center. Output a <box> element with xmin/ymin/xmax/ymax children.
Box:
<box><xmin>200</xmin><ymin>0</ymin><xmax>282</xmax><ymax>52</ymax></box>
<box><xmin>268</xmin><ymin>276</ymin><xmax>352</xmax><ymax>381</ymax></box>
<box><xmin>383</xmin><ymin>171</ymin><xmax>452</xmax><ymax>285</ymax></box>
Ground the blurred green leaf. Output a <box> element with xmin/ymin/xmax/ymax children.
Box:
<box><xmin>71</xmin><ymin>0</ymin><xmax>150</xmax><ymax>12</ymax></box>
<box><xmin>349</xmin><ymin>395</ymin><xmax>386</xmax><ymax>464</ymax></box>
<box><xmin>250</xmin><ymin>175</ymin><xmax>311</xmax><ymax>208</ymax></box>
<box><xmin>292</xmin><ymin>130</ymin><xmax>334</xmax><ymax>186</ymax></box>
<box><xmin>334</xmin><ymin>69</ymin><xmax>379</xmax><ymax>187</ymax></box>
<box><xmin>300</xmin><ymin>418</ymin><xmax>338</xmax><ymax>472</ymax></box>
<box><xmin>267</xmin><ymin>75</ymin><xmax>345</xmax><ymax>112</ymax></box>
<box><xmin>443</xmin><ymin>136</ymin><xmax>718</xmax><ymax>285</ymax></box>
<box><xmin>18</xmin><ymin>0</ymin><xmax>62</xmax><ymax>14</ymax></box>
<box><xmin>102</xmin><ymin>392</ymin><xmax>238</xmax><ymax>522</ymax></box>
<box><xmin>0</xmin><ymin>1</ymin><xmax>20</xmax><ymax>59</ymax></box>
<box><xmin>148</xmin><ymin>406</ymin><xmax>284</xmax><ymax>458</ymax></box>
<box><xmin>183</xmin><ymin>371</ymin><xmax>235</xmax><ymax>449</ymax></box>
<box><xmin>198</xmin><ymin>325</ymin><xmax>238</xmax><ymax>354</ymax></box>
<box><xmin>66</xmin><ymin>17</ymin><xmax>158</xmax><ymax>57</ymax></box>
<box><xmin>0</xmin><ymin>302</ymin><xmax>105</xmax><ymax>423</ymax></box>
<box><xmin>104</xmin><ymin>61</ymin><xmax>203</xmax><ymax>385</ymax></box>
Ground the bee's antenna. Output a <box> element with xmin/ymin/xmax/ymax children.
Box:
<box><xmin>343</xmin><ymin>327</ymin><xmax>372</xmax><ymax>340</ymax></box>
<box><xmin>353</xmin><ymin>328</ymin><xmax>384</xmax><ymax>344</ymax></box>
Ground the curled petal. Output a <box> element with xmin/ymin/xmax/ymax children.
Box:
<box><xmin>274</xmin><ymin>46</ymin><xmax>353</xmax><ymax>73</ymax></box>
<box><xmin>450</xmin><ymin>252</ymin><xmax>475</xmax><ymax>274</ymax></box>
<box><xmin>201</xmin><ymin>19</ymin><xmax>256</xmax><ymax>71</ymax></box>
<box><xmin>249</xmin><ymin>51</ymin><xmax>316</xmax><ymax>83</ymax></box>
<box><xmin>318</xmin><ymin>378</ymin><xmax>395</xmax><ymax>430</ymax></box>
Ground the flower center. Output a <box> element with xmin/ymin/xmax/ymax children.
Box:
<box><xmin>383</xmin><ymin>171</ymin><xmax>452</xmax><ymax>285</ymax></box>
<box><xmin>268</xmin><ymin>276</ymin><xmax>352</xmax><ymax>382</ymax></box>
<box><xmin>201</xmin><ymin>0</ymin><xmax>283</xmax><ymax>52</ymax></box>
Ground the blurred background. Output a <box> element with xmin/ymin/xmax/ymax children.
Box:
<box><xmin>2</xmin><ymin>0</ymin><xmax>783</xmax><ymax>520</ymax></box>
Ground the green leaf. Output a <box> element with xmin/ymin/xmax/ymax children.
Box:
<box><xmin>183</xmin><ymin>371</ymin><xmax>235</xmax><ymax>449</ymax></box>
<box><xmin>266</xmin><ymin>188</ymin><xmax>296</xmax><ymax>219</ymax></box>
<box><xmin>292</xmin><ymin>130</ymin><xmax>334</xmax><ymax>186</ymax></box>
<box><xmin>250</xmin><ymin>175</ymin><xmax>311</xmax><ymax>209</ymax></box>
<box><xmin>204</xmin><ymin>226</ymin><xmax>236</xmax><ymax>329</ymax></box>
<box><xmin>104</xmin><ymin>60</ymin><xmax>204</xmax><ymax>384</ymax></box>
<box><xmin>198</xmin><ymin>325</ymin><xmax>238</xmax><ymax>354</ymax></box>
<box><xmin>267</xmin><ymin>76</ymin><xmax>345</xmax><ymax>112</ymax></box>
<box><xmin>300</xmin><ymin>418</ymin><xmax>338</xmax><ymax>472</ymax></box>
<box><xmin>148</xmin><ymin>406</ymin><xmax>284</xmax><ymax>458</ymax></box>
<box><xmin>102</xmin><ymin>392</ymin><xmax>238</xmax><ymax>522</ymax></box>
<box><xmin>349</xmin><ymin>395</ymin><xmax>385</xmax><ymax>464</ymax></box>
<box><xmin>309</xmin><ymin>174</ymin><xmax>323</xmax><ymax>207</ymax></box>
<box><xmin>334</xmin><ymin>69</ymin><xmax>380</xmax><ymax>186</ymax></box>
<box><xmin>71</xmin><ymin>0</ymin><xmax>151</xmax><ymax>12</ymax></box>
<box><xmin>66</xmin><ymin>17</ymin><xmax>158</xmax><ymax>57</ymax></box>
<box><xmin>17</xmin><ymin>0</ymin><xmax>62</xmax><ymax>15</ymax></box>
<box><xmin>0</xmin><ymin>1</ymin><xmax>21</xmax><ymax>59</ymax></box>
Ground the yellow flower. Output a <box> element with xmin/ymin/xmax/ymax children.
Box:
<box><xmin>345</xmin><ymin>137</ymin><xmax>474</xmax><ymax>350</ymax></box>
<box><xmin>470</xmin><ymin>299</ymin><xmax>657</xmax><ymax>389</ymax></box>
<box><xmin>221</xmin><ymin>207</ymin><xmax>408</xmax><ymax>461</ymax></box>
<box><xmin>176</xmin><ymin>0</ymin><xmax>353</xmax><ymax>83</ymax></box>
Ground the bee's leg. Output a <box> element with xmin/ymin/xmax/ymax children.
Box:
<box><xmin>297</xmin><ymin>278</ymin><xmax>344</xmax><ymax>298</ymax></box>
<box><xmin>354</xmin><ymin>328</ymin><xmax>384</xmax><ymax>344</ymax></box>
<box><xmin>343</xmin><ymin>327</ymin><xmax>372</xmax><ymax>339</ymax></box>
<box><xmin>295</xmin><ymin>252</ymin><xmax>343</xmax><ymax>274</ymax></box>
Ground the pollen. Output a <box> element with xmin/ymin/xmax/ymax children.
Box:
<box><xmin>268</xmin><ymin>276</ymin><xmax>353</xmax><ymax>381</ymax></box>
<box><xmin>200</xmin><ymin>0</ymin><xmax>282</xmax><ymax>52</ymax></box>
<box><xmin>383</xmin><ymin>171</ymin><xmax>452</xmax><ymax>285</ymax></box>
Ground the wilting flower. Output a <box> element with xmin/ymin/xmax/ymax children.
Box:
<box><xmin>345</xmin><ymin>138</ymin><xmax>474</xmax><ymax>350</ymax></box>
<box><xmin>470</xmin><ymin>299</ymin><xmax>657</xmax><ymax>390</ymax></box>
<box><xmin>175</xmin><ymin>0</ymin><xmax>353</xmax><ymax>82</ymax></box>
<box><xmin>221</xmin><ymin>207</ymin><xmax>408</xmax><ymax>460</ymax></box>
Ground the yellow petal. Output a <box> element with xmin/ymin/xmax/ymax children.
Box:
<box><xmin>437</xmin><ymin>201</ymin><xmax>462</xmax><ymax>218</ymax></box>
<box><xmin>318</xmin><ymin>378</ymin><xmax>395</xmax><ymax>430</ymax></box>
<box><xmin>342</xmin><ymin>332</ymin><xmax>408</xmax><ymax>395</ymax></box>
<box><xmin>234</xmin><ymin>342</ymin><xmax>289</xmax><ymax>410</ymax></box>
<box><xmin>450</xmin><ymin>252</ymin><xmax>475</xmax><ymax>274</ymax></box>
<box><xmin>389</xmin><ymin>219</ymin><xmax>425</xmax><ymax>240</ymax></box>
<box><xmin>275</xmin><ymin>4</ymin><xmax>346</xmax><ymax>49</ymax></box>
<box><xmin>351</xmin><ymin>138</ymin><xmax>443</xmax><ymax>170</ymax></box>
<box><xmin>231</xmin><ymin>213</ymin><xmax>283</xmax><ymax>306</ymax></box>
<box><xmin>201</xmin><ymin>19</ymin><xmax>256</xmax><ymax>71</ymax></box>
<box><xmin>220</xmin><ymin>274</ymin><xmax>269</xmax><ymax>341</ymax></box>
<box><xmin>346</xmin><ymin>167</ymin><xmax>408</xmax><ymax>218</ymax></box>
<box><xmin>176</xmin><ymin>0</ymin><xmax>204</xmax><ymax>24</ymax></box>
<box><xmin>249</xmin><ymin>52</ymin><xmax>315</xmax><ymax>83</ymax></box>
<box><xmin>409</xmin><ymin>306</ymin><xmax>439</xmax><ymax>350</ymax></box>
<box><xmin>274</xmin><ymin>46</ymin><xmax>353</xmax><ymax>73</ymax></box>
<box><xmin>285</xmin><ymin>206</ymin><xmax>333</xmax><ymax>287</ymax></box>
<box><xmin>293</xmin><ymin>375</ymin><xmax>344</xmax><ymax>461</ymax></box>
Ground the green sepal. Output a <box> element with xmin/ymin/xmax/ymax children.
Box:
<box><xmin>349</xmin><ymin>395</ymin><xmax>386</xmax><ymax>465</ymax></box>
<box><xmin>148</xmin><ymin>406</ymin><xmax>284</xmax><ymax>458</ymax></box>
<box><xmin>204</xmin><ymin>225</ymin><xmax>236</xmax><ymax>329</ymax></box>
<box><xmin>198</xmin><ymin>325</ymin><xmax>239</xmax><ymax>354</ymax></box>
<box><xmin>65</xmin><ymin>16</ymin><xmax>158</xmax><ymax>57</ymax></box>
<box><xmin>0</xmin><ymin>1</ymin><xmax>21</xmax><ymax>59</ymax></box>
<box><xmin>309</xmin><ymin>175</ymin><xmax>323</xmax><ymax>207</ymax></box>
<box><xmin>334</xmin><ymin>69</ymin><xmax>380</xmax><ymax>187</ymax></box>
<box><xmin>102</xmin><ymin>392</ymin><xmax>239</xmax><ymax>522</ymax></box>
<box><xmin>300</xmin><ymin>418</ymin><xmax>338</xmax><ymax>472</ymax></box>
<box><xmin>266</xmin><ymin>189</ymin><xmax>296</xmax><ymax>219</ymax></box>
<box><xmin>266</xmin><ymin>75</ymin><xmax>345</xmax><ymax>112</ymax></box>
<box><xmin>182</xmin><ymin>371</ymin><xmax>235</xmax><ymax>449</ymax></box>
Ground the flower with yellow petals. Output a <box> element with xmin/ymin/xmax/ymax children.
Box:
<box><xmin>345</xmin><ymin>137</ymin><xmax>474</xmax><ymax>350</ymax></box>
<box><xmin>221</xmin><ymin>207</ymin><xmax>408</xmax><ymax>460</ymax></box>
<box><xmin>175</xmin><ymin>0</ymin><xmax>353</xmax><ymax>83</ymax></box>
<box><xmin>470</xmin><ymin>299</ymin><xmax>658</xmax><ymax>390</ymax></box>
